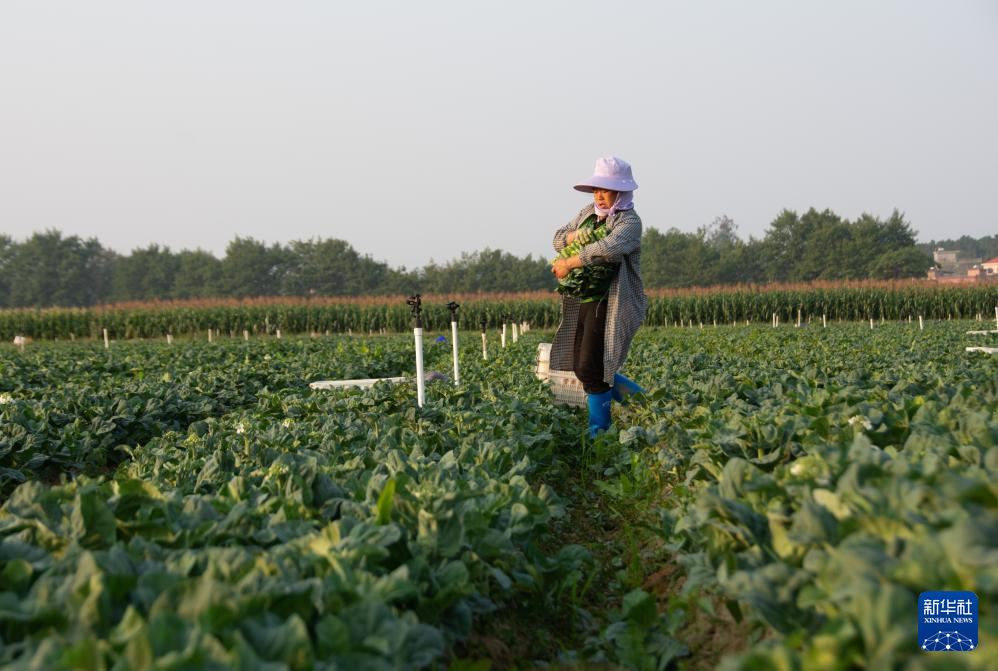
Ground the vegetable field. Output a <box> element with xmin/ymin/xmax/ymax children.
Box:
<box><xmin>1</xmin><ymin>322</ymin><xmax>996</xmax><ymax>669</ymax></box>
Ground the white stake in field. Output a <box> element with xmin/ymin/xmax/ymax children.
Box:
<box><xmin>447</xmin><ymin>302</ymin><xmax>461</xmax><ymax>386</ymax></box>
<box><xmin>408</xmin><ymin>295</ymin><xmax>425</xmax><ymax>407</ymax></box>
<box><xmin>480</xmin><ymin>317</ymin><xmax>488</xmax><ymax>360</ymax></box>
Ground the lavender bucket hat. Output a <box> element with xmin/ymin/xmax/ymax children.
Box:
<box><xmin>573</xmin><ymin>156</ymin><xmax>639</xmax><ymax>193</ymax></box>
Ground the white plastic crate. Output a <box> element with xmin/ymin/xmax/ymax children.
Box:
<box><xmin>309</xmin><ymin>377</ymin><xmax>406</xmax><ymax>390</ymax></box>
<box><xmin>535</xmin><ymin>343</ymin><xmax>552</xmax><ymax>380</ymax></box>
<box><xmin>535</xmin><ymin>343</ymin><xmax>586</xmax><ymax>407</ymax></box>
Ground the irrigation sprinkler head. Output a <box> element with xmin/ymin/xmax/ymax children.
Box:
<box><xmin>407</xmin><ymin>294</ymin><xmax>423</xmax><ymax>328</ymax></box>
<box><xmin>480</xmin><ymin>316</ymin><xmax>487</xmax><ymax>332</ymax></box>
<box><xmin>446</xmin><ymin>301</ymin><xmax>460</xmax><ymax>317</ymax></box>
<box><xmin>406</xmin><ymin>294</ymin><xmax>422</xmax><ymax>316</ymax></box>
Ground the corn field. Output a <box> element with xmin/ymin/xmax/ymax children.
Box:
<box><xmin>1</xmin><ymin>282</ymin><xmax>997</xmax><ymax>340</ymax></box>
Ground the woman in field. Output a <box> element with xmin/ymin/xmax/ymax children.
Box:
<box><xmin>550</xmin><ymin>156</ymin><xmax>647</xmax><ymax>437</ymax></box>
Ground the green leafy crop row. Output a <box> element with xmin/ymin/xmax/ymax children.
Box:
<box><xmin>2</xmin><ymin>338</ymin><xmax>596</xmax><ymax>669</ymax></box>
<box><xmin>617</xmin><ymin>325</ymin><xmax>998</xmax><ymax>670</ymax></box>
<box><xmin>2</xmin><ymin>323</ymin><xmax>996</xmax><ymax>669</ymax></box>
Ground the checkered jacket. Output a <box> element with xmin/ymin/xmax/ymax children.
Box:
<box><xmin>549</xmin><ymin>203</ymin><xmax>647</xmax><ymax>385</ymax></box>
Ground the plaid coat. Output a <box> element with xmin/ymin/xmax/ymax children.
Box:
<box><xmin>550</xmin><ymin>203</ymin><xmax>647</xmax><ymax>385</ymax></box>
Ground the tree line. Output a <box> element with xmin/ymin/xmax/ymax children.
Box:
<box><xmin>644</xmin><ymin>208</ymin><xmax>935</xmax><ymax>288</ymax></box>
<box><xmin>0</xmin><ymin>207</ymin><xmax>942</xmax><ymax>308</ymax></box>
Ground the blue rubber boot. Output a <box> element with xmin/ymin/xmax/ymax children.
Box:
<box><xmin>587</xmin><ymin>390</ymin><xmax>613</xmax><ymax>438</ymax></box>
<box><xmin>610</xmin><ymin>373</ymin><xmax>645</xmax><ymax>404</ymax></box>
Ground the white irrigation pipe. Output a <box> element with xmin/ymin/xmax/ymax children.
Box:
<box><xmin>501</xmin><ymin>320</ymin><xmax>507</xmax><ymax>348</ymax></box>
<box><xmin>512</xmin><ymin>321</ymin><xmax>519</xmax><ymax>343</ymax></box>
<box><xmin>414</xmin><ymin>327</ymin><xmax>425</xmax><ymax>407</ymax></box>
<box><xmin>995</xmin><ymin>305</ymin><xmax>997</xmax><ymax>330</ymax></box>
<box><xmin>103</xmin><ymin>328</ymin><xmax>109</xmax><ymax>350</ymax></box>
<box><xmin>451</xmin><ymin>322</ymin><xmax>460</xmax><ymax>384</ymax></box>
<box><xmin>447</xmin><ymin>302</ymin><xmax>460</xmax><ymax>386</ymax></box>
<box><xmin>481</xmin><ymin>317</ymin><xmax>488</xmax><ymax>360</ymax></box>
<box><xmin>408</xmin><ymin>295</ymin><xmax>425</xmax><ymax>407</ymax></box>
<box><xmin>919</xmin><ymin>315</ymin><xmax>924</xmax><ymax>331</ymax></box>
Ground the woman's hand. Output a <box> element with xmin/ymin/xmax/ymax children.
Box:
<box><xmin>552</xmin><ymin>256</ymin><xmax>581</xmax><ymax>280</ymax></box>
<box><xmin>566</xmin><ymin>230</ymin><xmax>578</xmax><ymax>245</ymax></box>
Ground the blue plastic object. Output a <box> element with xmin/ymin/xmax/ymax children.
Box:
<box><xmin>610</xmin><ymin>373</ymin><xmax>645</xmax><ymax>404</ymax></box>
<box><xmin>587</xmin><ymin>390</ymin><xmax>613</xmax><ymax>438</ymax></box>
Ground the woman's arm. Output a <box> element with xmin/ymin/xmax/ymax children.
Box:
<box><xmin>552</xmin><ymin>255</ymin><xmax>582</xmax><ymax>279</ymax></box>
<box><xmin>554</xmin><ymin>228</ymin><xmax>580</xmax><ymax>253</ymax></box>
<box><xmin>578</xmin><ymin>212</ymin><xmax>642</xmax><ymax>266</ymax></box>
<box><xmin>553</xmin><ymin>224</ymin><xmax>574</xmax><ymax>254</ymax></box>
<box><xmin>552</xmin><ymin>206</ymin><xmax>592</xmax><ymax>253</ymax></box>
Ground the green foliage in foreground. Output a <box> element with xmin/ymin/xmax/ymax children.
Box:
<box><xmin>1</xmin><ymin>324</ymin><xmax>997</xmax><ymax>669</ymax></box>
<box><xmin>617</xmin><ymin>325</ymin><xmax>998</xmax><ymax>670</ymax></box>
<box><xmin>2</xmin><ymin>338</ymin><xmax>596</xmax><ymax>669</ymax></box>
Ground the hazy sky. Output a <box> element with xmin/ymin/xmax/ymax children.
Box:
<box><xmin>2</xmin><ymin>1</ymin><xmax>996</xmax><ymax>268</ymax></box>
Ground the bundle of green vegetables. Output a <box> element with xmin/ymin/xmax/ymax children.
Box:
<box><xmin>552</xmin><ymin>223</ymin><xmax>617</xmax><ymax>297</ymax></box>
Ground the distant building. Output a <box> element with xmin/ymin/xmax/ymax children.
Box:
<box><xmin>933</xmin><ymin>249</ymin><xmax>961</xmax><ymax>267</ymax></box>
<box><xmin>927</xmin><ymin>248</ymin><xmax>984</xmax><ymax>281</ymax></box>
<box><xmin>983</xmin><ymin>256</ymin><xmax>998</xmax><ymax>275</ymax></box>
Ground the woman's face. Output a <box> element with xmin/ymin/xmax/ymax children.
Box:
<box><xmin>593</xmin><ymin>188</ymin><xmax>618</xmax><ymax>211</ymax></box>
